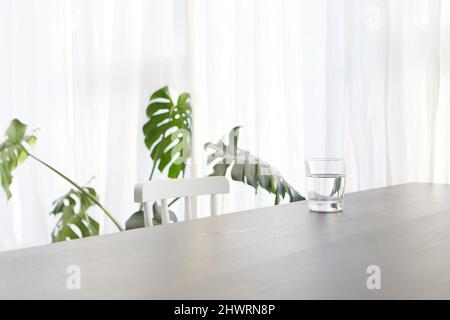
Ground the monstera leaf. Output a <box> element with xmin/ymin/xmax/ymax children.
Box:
<box><xmin>143</xmin><ymin>86</ymin><xmax>192</xmax><ymax>179</ymax></box>
<box><xmin>0</xmin><ymin>119</ymin><xmax>37</xmax><ymax>200</ymax></box>
<box><xmin>51</xmin><ymin>187</ymin><xmax>100</xmax><ymax>242</ymax></box>
<box><xmin>205</xmin><ymin>127</ymin><xmax>305</xmax><ymax>205</ymax></box>
<box><xmin>126</xmin><ymin>203</ymin><xmax>178</xmax><ymax>230</ymax></box>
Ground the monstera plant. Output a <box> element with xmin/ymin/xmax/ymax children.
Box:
<box><xmin>0</xmin><ymin>119</ymin><xmax>123</xmax><ymax>242</ymax></box>
<box><xmin>0</xmin><ymin>119</ymin><xmax>36</xmax><ymax>200</ymax></box>
<box><xmin>126</xmin><ymin>87</ymin><xmax>305</xmax><ymax>228</ymax></box>
<box><xmin>50</xmin><ymin>187</ymin><xmax>101</xmax><ymax>242</ymax></box>
<box><xmin>1</xmin><ymin>86</ymin><xmax>305</xmax><ymax>242</ymax></box>
<box><xmin>144</xmin><ymin>86</ymin><xmax>192</xmax><ymax>179</ymax></box>
<box><xmin>205</xmin><ymin>127</ymin><xmax>305</xmax><ymax>205</ymax></box>
<box><xmin>126</xmin><ymin>86</ymin><xmax>192</xmax><ymax>230</ymax></box>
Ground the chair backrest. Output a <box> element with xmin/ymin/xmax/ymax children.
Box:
<box><xmin>134</xmin><ymin>177</ymin><xmax>230</xmax><ymax>227</ymax></box>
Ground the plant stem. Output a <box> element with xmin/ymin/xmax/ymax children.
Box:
<box><xmin>166</xmin><ymin>169</ymin><xmax>185</xmax><ymax>207</ymax></box>
<box><xmin>26</xmin><ymin>152</ymin><xmax>124</xmax><ymax>231</ymax></box>
<box><xmin>149</xmin><ymin>157</ymin><xmax>158</xmax><ymax>182</ymax></box>
<box><xmin>138</xmin><ymin>158</ymin><xmax>159</xmax><ymax>211</ymax></box>
<box><xmin>148</xmin><ymin>133</ymin><xmax>167</xmax><ymax>181</ymax></box>
<box><xmin>169</xmin><ymin>198</ymin><xmax>179</xmax><ymax>207</ymax></box>
<box><xmin>139</xmin><ymin>134</ymin><xmax>167</xmax><ymax>212</ymax></box>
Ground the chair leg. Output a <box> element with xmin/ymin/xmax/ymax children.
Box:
<box><xmin>143</xmin><ymin>202</ymin><xmax>154</xmax><ymax>227</ymax></box>
<box><xmin>185</xmin><ymin>197</ymin><xmax>192</xmax><ymax>221</ymax></box>
<box><xmin>192</xmin><ymin>196</ymin><xmax>198</xmax><ymax>219</ymax></box>
<box><xmin>210</xmin><ymin>194</ymin><xmax>218</xmax><ymax>216</ymax></box>
<box><xmin>161</xmin><ymin>199</ymin><xmax>170</xmax><ymax>225</ymax></box>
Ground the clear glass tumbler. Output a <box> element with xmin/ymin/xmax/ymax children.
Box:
<box><xmin>305</xmin><ymin>159</ymin><xmax>346</xmax><ymax>212</ymax></box>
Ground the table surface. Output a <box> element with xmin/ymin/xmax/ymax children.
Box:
<box><xmin>1</xmin><ymin>183</ymin><xmax>450</xmax><ymax>300</ymax></box>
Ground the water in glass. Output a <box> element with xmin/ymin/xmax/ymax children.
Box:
<box><xmin>306</xmin><ymin>173</ymin><xmax>346</xmax><ymax>212</ymax></box>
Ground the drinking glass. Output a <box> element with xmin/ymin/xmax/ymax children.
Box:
<box><xmin>305</xmin><ymin>159</ymin><xmax>346</xmax><ymax>212</ymax></box>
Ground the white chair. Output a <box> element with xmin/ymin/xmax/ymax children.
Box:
<box><xmin>134</xmin><ymin>177</ymin><xmax>230</xmax><ymax>227</ymax></box>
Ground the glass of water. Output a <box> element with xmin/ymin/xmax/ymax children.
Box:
<box><xmin>305</xmin><ymin>159</ymin><xmax>346</xmax><ymax>213</ymax></box>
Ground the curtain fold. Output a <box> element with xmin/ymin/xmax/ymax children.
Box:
<box><xmin>1</xmin><ymin>0</ymin><xmax>449</xmax><ymax>251</ymax></box>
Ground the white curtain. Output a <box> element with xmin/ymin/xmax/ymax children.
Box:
<box><xmin>1</xmin><ymin>0</ymin><xmax>449</xmax><ymax>252</ymax></box>
<box><xmin>0</xmin><ymin>0</ymin><xmax>190</xmax><ymax>250</ymax></box>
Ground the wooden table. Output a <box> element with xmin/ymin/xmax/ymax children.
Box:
<box><xmin>1</xmin><ymin>183</ymin><xmax>450</xmax><ymax>300</ymax></box>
